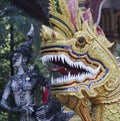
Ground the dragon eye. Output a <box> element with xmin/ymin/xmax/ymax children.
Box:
<box><xmin>75</xmin><ymin>36</ymin><xmax>87</xmax><ymax>48</ymax></box>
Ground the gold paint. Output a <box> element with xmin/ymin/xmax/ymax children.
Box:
<box><xmin>40</xmin><ymin>0</ymin><xmax>120</xmax><ymax>120</ymax></box>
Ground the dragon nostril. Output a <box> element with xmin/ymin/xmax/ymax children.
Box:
<box><xmin>78</xmin><ymin>37</ymin><xmax>86</xmax><ymax>43</ymax></box>
<box><xmin>51</xmin><ymin>33</ymin><xmax>56</xmax><ymax>39</ymax></box>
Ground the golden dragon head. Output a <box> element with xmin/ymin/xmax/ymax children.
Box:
<box><xmin>40</xmin><ymin>0</ymin><xmax>120</xmax><ymax>99</ymax></box>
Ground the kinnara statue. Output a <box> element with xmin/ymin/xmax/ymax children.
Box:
<box><xmin>0</xmin><ymin>24</ymin><xmax>74</xmax><ymax>121</ymax></box>
<box><xmin>40</xmin><ymin>0</ymin><xmax>120</xmax><ymax>121</ymax></box>
<box><xmin>0</xmin><ymin>24</ymin><xmax>44</xmax><ymax>121</ymax></box>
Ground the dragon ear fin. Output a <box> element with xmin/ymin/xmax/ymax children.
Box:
<box><xmin>96</xmin><ymin>26</ymin><xmax>114</xmax><ymax>48</ymax></box>
<box><xmin>67</xmin><ymin>0</ymin><xmax>77</xmax><ymax>29</ymax></box>
<box><xmin>95</xmin><ymin>26</ymin><xmax>114</xmax><ymax>48</ymax></box>
<box><xmin>76</xmin><ymin>8</ymin><xmax>82</xmax><ymax>31</ymax></box>
<box><xmin>82</xmin><ymin>8</ymin><xmax>94</xmax><ymax>28</ymax></box>
<box><xmin>82</xmin><ymin>21</ymin><xmax>96</xmax><ymax>38</ymax></box>
<box><xmin>98</xmin><ymin>35</ymin><xmax>114</xmax><ymax>48</ymax></box>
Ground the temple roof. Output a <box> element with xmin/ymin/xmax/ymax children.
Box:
<box><xmin>5</xmin><ymin>0</ymin><xmax>49</xmax><ymax>25</ymax></box>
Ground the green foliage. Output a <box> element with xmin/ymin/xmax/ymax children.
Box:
<box><xmin>0</xmin><ymin>1</ymin><xmax>48</xmax><ymax>120</ymax></box>
<box><xmin>116</xmin><ymin>43</ymin><xmax>120</xmax><ymax>57</ymax></box>
<box><xmin>0</xmin><ymin>111</ymin><xmax>8</xmax><ymax>121</ymax></box>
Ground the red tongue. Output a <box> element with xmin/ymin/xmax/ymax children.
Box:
<box><xmin>51</xmin><ymin>67</ymin><xmax>68</xmax><ymax>75</ymax></box>
<box><xmin>51</xmin><ymin>67</ymin><xmax>79</xmax><ymax>75</ymax></box>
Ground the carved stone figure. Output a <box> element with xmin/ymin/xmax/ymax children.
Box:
<box><xmin>40</xmin><ymin>0</ymin><xmax>120</xmax><ymax>121</ymax></box>
<box><xmin>0</xmin><ymin>24</ymin><xmax>74</xmax><ymax>121</ymax></box>
<box><xmin>1</xmin><ymin>24</ymin><xmax>41</xmax><ymax>121</ymax></box>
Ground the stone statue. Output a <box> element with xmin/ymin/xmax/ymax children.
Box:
<box><xmin>0</xmin><ymin>24</ymin><xmax>42</xmax><ymax>121</ymax></box>
<box><xmin>0</xmin><ymin>24</ymin><xmax>74</xmax><ymax>121</ymax></box>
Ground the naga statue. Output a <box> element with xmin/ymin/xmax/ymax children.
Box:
<box><xmin>40</xmin><ymin>0</ymin><xmax>120</xmax><ymax>121</ymax></box>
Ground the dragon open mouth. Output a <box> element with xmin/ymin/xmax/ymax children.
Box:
<box><xmin>42</xmin><ymin>54</ymin><xmax>100</xmax><ymax>85</ymax></box>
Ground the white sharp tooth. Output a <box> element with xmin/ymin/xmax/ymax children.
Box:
<box><xmin>58</xmin><ymin>78</ymin><xmax>61</xmax><ymax>83</ymax></box>
<box><xmin>55</xmin><ymin>78</ymin><xmax>58</xmax><ymax>84</ymax></box>
<box><xmin>54</xmin><ymin>78</ymin><xmax>56</xmax><ymax>83</ymax></box>
<box><xmin>48</xmin><ymin>56</ymin><xmax>51</xmax><ymax>61</ymax></box>
<box><xmin>76</xmin><ymin>63</ymin><xmax>78</xmax><ymax>68</ymax></box>
<box><xmin>71</xmin><ymin>75</ymin><xmax>73</xmax><ymax>79</ymax></box>
<box><xmin>70</xmin><ymin>62</ymin><xmax>73</xmax><ymax>67</ymax></box>
<box><xmin>82</xmin><ymin>64</ymin><xmax>85</xmax><ymax>69</ymax></box>
<box><xmin>75</xmin><ymin>75</ymin><xmax>77</xmax><ymax>78</ymax></box>
<box><xmin>60</xmin><ymin>77</ymin><xmax>63</xmax><ymax>83</ymax></box>
<box><xmin>93</xmin><ymin>65</ymin><xmax>100</xmax><ymax>75</ymax></box>
<box><xmin>76</xmin><ymin>63</ymin><xmax>79</xmax><ymax>68</ymax></box>
<box><xmin>42</xmin><ymin>57</ymin><xmax>44</xmax><ymax>64</ymax></box>
<box><xmin>47</xmin><ymin>55</ymin><xmax>50</xmax><ymax>61</ymax></box>
<box><xmin>73</xmin><ymin>75</ymin><xmax>75</xmax><ymax>78</ymax></box>
<box><xmin>66</xmin><ymin>78</ymin><xmax>69</xmax><ymax>82</ymax></box>
<box><xmin>65</xmin><ymin>68</ymin><xmax>67</xmax><ymax>72</ymax></box>
<box><xmin>50</xmin><ymin>56</ymin><xmax>52</xmax><ymax>61</ymax></box>
<box><xmin>79</xmin><ymin>64</ymin><xmax>82</xmax><ymax>69</ymax></box>
<box><xmin>87</xmin><ymin>73</ymin><xmax>90</xmax><ymax>77</ymax></box>
<box><xmin>62</xmin><ymin>77</ymin><xmax>64</xmax><ymax>83</ymax></box>
<box><xmin>90</xmin><ymin>67</ymin><xmax>93</xmax><ymax>71</ymax></box>
<box><xmin>56</xmin><ymin>55</ymin><xmax>58</xmax><ymax>61</ymax></box>
<box><xmin>68</xmin><ymin>73</ymin><xmax>70</xmax><ymax>81</ymax></box>
<box><xmin>86</xmin><ymin>73</ymin><xmax>88</xmax><ymax>76</ymax></box>
<box><xmin>90</xmin><ymin>68</ymin><xmax>93</xmax><ymax>72</ymax></box>
<box><xmin>74</xmin><ymin>63</ymin><xmax>76</xmax><ymax>68</ymax></box>
<box><xmin>68</xmin><ymin>78</ymin><xmax>70</xmax><ymax>82</ymax></box>
<box><xmin>50</xmin><ymin>55</ymin><xmax>53</xmax><ymax>61</ymax></box>
<box><xmin>71</xmin><ymin>75</ymin><xmax>74</xmax><ymax>79</ymax></box>
<box><xmin>66</xmin><ymin>58</ymin><xmax>69</xmax><ymax>64</ymax></box>
<box><xmin>68</xmin><ymin>72</ymin><xmax>71</xmax><ymax>78</ymax></box>
<box><xmin>56</xmin><ymin>78</ymin><xmax>59</xmax><ymax>83</ymax></box>
<box><xmin>77</xmin><ymin>74</ymin><xmax>79</xmax><ymax>79</ymax></box>
<box><xmin>68</xmin><ymin>61</ymin><xmax>71</xmax><ymax>66</ymax></box>
<box><xmin>65</xmin><ymin>76</ymin><xmax>67</xmax><ymax>81</ymax></box>
<box><xmin>51</xmin><ymin>76</ymin><xmax>54</xmax><ymax>84</ymax></box>
<box><xmin>90</xmin><ymin>74</ymin><xmax>93</xmax><ymax>77</ymax></box>
<box><xmin>63</xmin><ymin>76</ymin><xmax>66</xmax><ymax>82</ymax></box>
<box><xmin>57</xmin><ymin>78</ymin><xmax>59</xmax><ymax>83</ymax></box>
<box><xmin>66</xmin><ymin>58</ymin><xmax>72</xmax><ymax>67</ymax></box>
<box><xmin>81</xmin><ymin>74</ymin><xmax>85</xmax><ymax>80</ymax></box>
<box><xmin>43</xmin><ymin>57</ymin><xmax>47</xmax><ymax>65</ymax></box>
<box><xmin>86</xmin><ymin>66</ymin><xmax>90</xmax><ymax>71</ymax></box>
<box><xmin>88</xmin><ymin>73</ymin><xmax>92</xmax><ymax>78</ymax></box>
<box><xmin>61</xmin><ymin>55</ymin><xmax>64</xmax><ymax>64</ymax></box>
<box><xmin>55</xmin><ymin>55</ymin><xmax>57</xmax><ymax>61</ymax></box>
<box><xmin>85</xmin><ymin>72</ymin><xmax>88</xmax><ymax>75</ymax></box>
<box><xmin>59</xmin><ymin>78</ymin><xmax>61</xmax><ymax>83</ymax></box>
<box><xmin>79</xmin><ymin>75</ymin><xmax>82</xmax><ymax>80</ymax></box>
<box><xmin>51</xmin><ymin>55</ymin><xmax>54</xmax><ymax>61</ymax></box>
<box><xmin>48</xmin><ymin>55</ymin><xmax>50</xmax><ymax>60</ymax></box>
<box><xmin>75</xmin><ymin>63</ymin><xmax>77</xmax><ymax>68</ymax></box>
<box><xmin>78</xmin><ymin>73</ymin><xmax>80</xmax><ymax>77</ymax></box>
<box><xmin>58</xmin><ymin>55</ymin><xmax>60</xmax><ymax>61</ymax></box>
<box><xmin>46</xmin><ymin>55</ymin><xmax>48</xmax><ymax>58</ymax></box>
